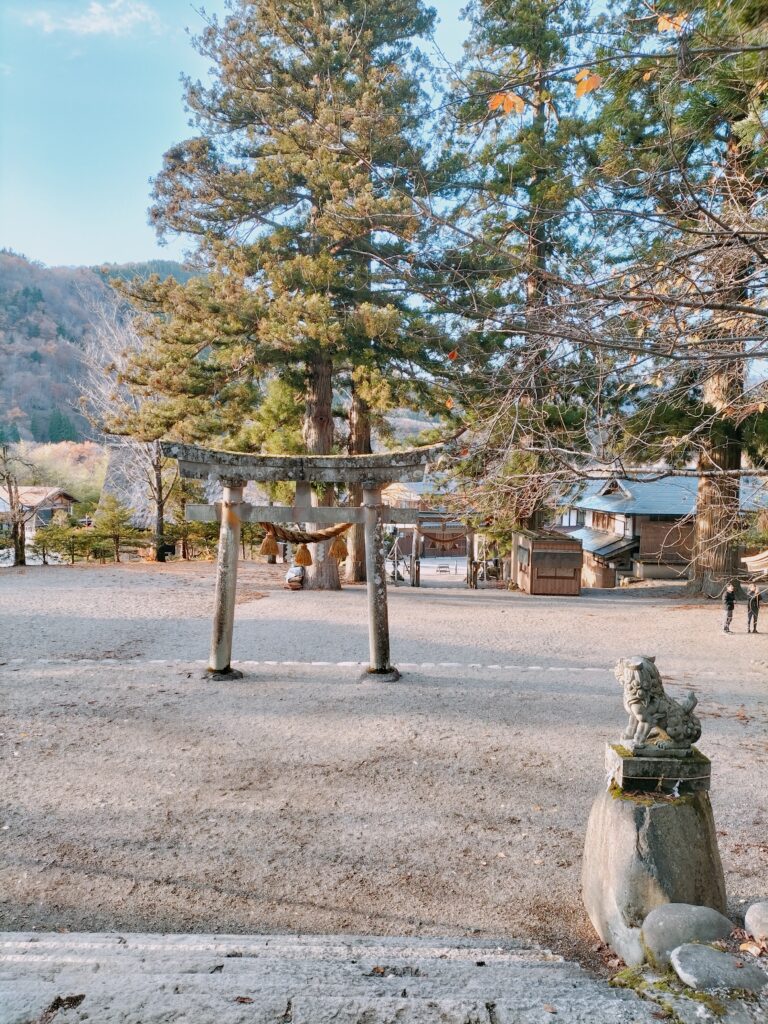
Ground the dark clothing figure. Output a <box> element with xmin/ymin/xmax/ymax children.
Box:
<box><xmin>723</xmin><ymin>588</ymin><xmax>736</xmax><ymax>633</ymax></box>
<box><xmin>748</xmin><ymin>590</ymin><xmax>762</xmax><ymax>633</ymax></box>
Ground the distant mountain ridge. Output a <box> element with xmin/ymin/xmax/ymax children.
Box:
<box><xmin>92</xmin><ymin>259</ymin><xmax>198</xmax><ymax>286</ymax></box>
<box><xmin>0</xmin><ymin>250</ymin><xmax>195</xmax><ymax>443</ymax></box>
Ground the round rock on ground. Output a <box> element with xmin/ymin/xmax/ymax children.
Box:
<box><xmin>745</xmin><ymin>901</ymin><xmax>768</xmax><ymax>941</ymax></box>
<box><xmin>641</xmin><ymin>903</ymin><xmax>733</xmax><ymax>968</ymax></box>
<box><xmin>670</xmin><ymin>943</ymin><xmax>768</xmax><ymax>994</ymax></box>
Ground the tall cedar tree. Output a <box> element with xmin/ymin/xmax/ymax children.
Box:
<box><xmin>596</xmin><ymin>0</ymin><xmax>768</xmax><ymax>592</ymax></box>
<box><xmin>446</xmin><ymin>0</ymin><xmax>597</xmax><ymax>528</ymax></box>
<box><xmin>121</xmin><ymin>0</ymin><xmax>445</xmax><ymax>589</ymax></box>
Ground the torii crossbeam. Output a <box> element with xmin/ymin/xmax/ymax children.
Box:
<box><xmin>160</xmin><ymin>440</ymin><xmax>449</xmax><ymax>680</ymax></box>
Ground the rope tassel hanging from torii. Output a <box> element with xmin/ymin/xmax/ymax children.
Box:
<box><xmin>259</xmin><ymin>522</ymin><xmax>352</xmax><ymax>565</ymax></box>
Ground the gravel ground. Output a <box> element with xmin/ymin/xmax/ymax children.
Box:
<box><xmin>1</xmin><ymin>560</ymin><xmax>767</xmax><ymax>973</ymax></box>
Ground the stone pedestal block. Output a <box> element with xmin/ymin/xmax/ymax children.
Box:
<box><xmin>582</xmin><ymin>785</ymin><xmax>726</xmax><ymax>966</ymax></box>
<box><xmin>606</xmin><ymin>744</ymin><xmax>711</xmax><ymax>795</ymax></box>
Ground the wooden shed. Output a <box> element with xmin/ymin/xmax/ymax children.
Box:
<box><xmin>513</xmin><ymin>529</ymin><xmax>583</xmax><ymax>596</ymax></box>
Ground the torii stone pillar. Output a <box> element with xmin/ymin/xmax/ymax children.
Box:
<box><xmin>362</xmin><ymin>484</ymin><xmax>399</xmax><ymax>680</ymax></box>
<box><xmin>209</xmin><ymin>479</ymin><xmax>245</xmax><ymax>679</ymax></box>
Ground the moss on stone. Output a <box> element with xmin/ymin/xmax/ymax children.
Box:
<box><xmin>609</xmin><ymin>965</ymin><xmax>647</xmax><ymax>991</ymax></box>
<box><xmin>649</xmin><ymin>978</ymin><xmax>675</xmax><ymax>994</ymax></box>
<box><xmin>687</xmin><ymin>991</ymin><xmax>727</xmax><ymax>1016</ymax></box>
<box><xmin>610</xmin><ymin>743</ymin><xmax>710</xmax><ymax>764</ymax></box>
<box><xmin>608</xmin><ymin>781</ymin><xmax>697</xmax><ymax>807</ymax></box>
<box><xmin>611</xmin><ymin>743</ymin><xmax>635</xmax><ymax>758</ymax></box>
<box><xmin>656</xmin><ymin>999</ymin><xmax>684</xmax><ymax>1023</ymax></box>
<box><xmin>609</xmin><ymin>781</ymin><xmax>654</xmax><ymax>804</ymax></box>
<box><xmin>610</xmin><ymin>963</ymin><xmax>736</xmax><ymax>1021</ymax></box>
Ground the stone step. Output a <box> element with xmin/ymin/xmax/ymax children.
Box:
<box><xmin>0</xmin><ymin>932</ymin><xmax>660</xmax><ymax>1024</ymax></box>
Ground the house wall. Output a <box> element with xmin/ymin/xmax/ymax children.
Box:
<box><xmin>581</xmin><ymin>552</ymin><xmax>616</xmax><ymax>589</ymax></box>
<box><xmin>560</xmin><ymin>508</ymin><xmax>586</xmax><ymax>528</ymax></box>
<box><xmin>633</xmin><ymin>560</ymin><xmax>691</xmax><ymax>580</ymax></box>
<box><xmin>517</xmin><ymin>537</ymin><xmax>582</xmax><ymax>595</ymax></box>
<box><xmin>590</xmin><ymin>510</ymin><xmax>632</xmax><ymax>536</ymax></box>
<box><xmin>27</xmin><ymin>497</ymin><xmax>75</xmax><ymax>539</ymax></box>
<box><xmin>635</xmin><ymin>516</ymin><xmax>693</xmax><ymax>564</ymax></box>
<box><xmin>529</xmin><ymin>553</ymin><xmax>581</xmax><ymax>596</ymax></box>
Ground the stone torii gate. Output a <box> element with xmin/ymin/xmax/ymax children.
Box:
<box><xmin>160</xmin><ymin>440</ymin><xmax>448</xmax><ymax>681</ymax></box>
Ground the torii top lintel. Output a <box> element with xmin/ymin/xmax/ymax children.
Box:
<box><xmin>159</xmin><ymin>440</ymin><xmax>449</xmax><ymax>485</ymax></box>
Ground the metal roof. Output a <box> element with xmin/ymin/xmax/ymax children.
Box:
<box><xmin>570</xmin><ymin>476</ymin><xmax>768</xmax><ymax>515</ymax></box>
<box><xmin>569</xmin><ymin>527</ymin><xmax>637</xmax><ymax>558</ymax></box>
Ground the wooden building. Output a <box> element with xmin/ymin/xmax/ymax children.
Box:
<box><xmin>381</xmin><ymin>481</ymin><xmax>468</xmax><ymax>556</ymax></box>
<box><xmin>0</xmin><ymin>486</ymin><xmax>77</xmax><ymax>541</ymax></box>
<box><xmin>512</xmin><ymin>529</ymin><xmax>583</xmax><ymax>596</ymax></box>
<box><xmin>558</xmin><ymin>475</ymin><xmax>768</xmax><ymax>588</ymax></box>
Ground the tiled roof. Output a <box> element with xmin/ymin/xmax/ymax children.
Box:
<box><xmin>570</xmin><ymin>475</ymin><xmax>768</xmax><ymax>515</ymax></box>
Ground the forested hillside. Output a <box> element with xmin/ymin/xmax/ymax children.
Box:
<box><xmin>0</xmin><ymin>251</ymin><xmax>193</xmax><ymax>443</ymax></box>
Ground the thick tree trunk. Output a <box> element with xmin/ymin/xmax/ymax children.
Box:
<box><xmin>689</xmin><ymin>137</ymin><xmax>748</xmax><ymax>596</ymax></box>
<box><xmin>345</xmin><ymin>389</ymin><xmax>371</xmax><ymax>582</ymax></box>
<box><xmin>6</xmin><ymin>476</ymin><xmax>26</xmax><ymax>566</ymax></box>
<box><xmin>12</xmin><ymin>517</ymin><xmax>26</xmax><ymax>567</ymax></box>
<box><xmin>518</xmin><ymin>74</ymin><xmax>550</xmax><ymax>532</ymax></box>
<box><xmin>303</xmin><ymin>353</ymin><xmax>340</xmax><ymax>590</ymax></box>
<box><xmin>689</xmin><ymin>366</ymin><xmax>743</xmax><ymax>595</ymax></box>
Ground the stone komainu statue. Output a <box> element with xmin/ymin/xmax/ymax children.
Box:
<box><xmin>614</xmin><ymin>655</ymin><xmax>701</xmax><ymax>754</ymax></box>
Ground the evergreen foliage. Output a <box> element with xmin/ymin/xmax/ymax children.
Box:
<box><xmin>120</xmin><ymin>0</ymin><xmax>448</xmax><ymax>456</ymax></box>
<box><xmin>113</xmin><ymin>0</ymin><xmax>455</xmax><ymax>588</ymax></box>
<box><xmin>48</xmin><ymin>409</ymin><xmax>78</xmax><ymax>443</ymax></box>
<box><xmin>442</xmin><ymin>0</ymin><xmax>601</xmax><ymax>524</ymax></box>
<box><xmin>591</xmin><ymin>0</ymin><xmax>768</xmax><ymax>587</ymax></box>
<box><xmin>93</xmin><ymin>494</ymin><xmax>140</xmax><ymax>563</ymax></box>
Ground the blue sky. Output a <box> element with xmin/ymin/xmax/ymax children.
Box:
<box><xmin>0</xmin><ymin>0</ymin><xmax>468</xmax><ymax>268</ymax></box>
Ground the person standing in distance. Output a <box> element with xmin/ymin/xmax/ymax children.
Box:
<box><xmin>747</xmin><ymin>583</ymin><xmax>762</xmax><ymax>634</ymax></box>
<box><xmin>722</xmin><ymin>582</ymin><xmax>736</xmax><ymax>633</ymax></box>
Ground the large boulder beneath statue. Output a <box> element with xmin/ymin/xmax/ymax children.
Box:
<box><xmin>582</xmin><ymin>786</ymin><xmax>726</xmax><ymax>966</ymax></box>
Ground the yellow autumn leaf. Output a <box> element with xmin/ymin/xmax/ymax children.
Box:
<box><xmin>575</xmin><ymin>72</ymin><xmax>602</xmax><ymax>98</ymax></box>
